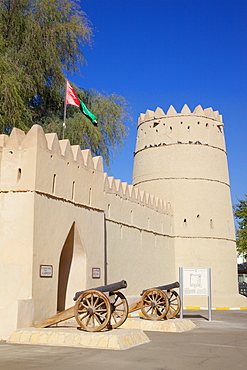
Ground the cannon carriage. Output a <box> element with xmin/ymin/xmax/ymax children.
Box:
<box><xmin>34</xmin><ymin>280</ymin><xmax>181</xmax><ymax>332</ymax></box>
<box><xmin>129</xmin><ymin>281</ymin><xmax>181</xmax><ymax>320</ymax></box>
<box><xmin>73</xmin><ymin>280</ymin><xmax>129</xmax><ymax>332</ymax></box>
<box><xmin>34</xmin><ymin>280</ymin><xmax>129</xmax><ymax>332</ymax></box>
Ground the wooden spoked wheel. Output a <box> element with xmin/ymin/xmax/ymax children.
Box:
<box><xmin>166</xmin><ymin>289</ymin><xmax>181</xmax><ymax>319</ymax></box>
<box><xmin>141</xmin><ymin>288</ymin><xmax>169</xmax><ymax>321</ymax></box>
<box><xmin>74</xmin><ymin>290</ymin><xmax>111</xmax><ymax>332</ymax></box>
<box><xmin>108</xmin><ymin>291</ymin><xmax>129</xmax><ymax>329</ymax></box>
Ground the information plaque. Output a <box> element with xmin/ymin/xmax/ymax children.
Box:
<box><xmin>92</xmin><ymin>267</ymin><xmax>101</xmax><ymax>279</ymax></box>
<box><xmin>40</xmin><ymin>265</ymin><xmax>53</xmax><ymax>278</ymax></box>
<box><xmin>179</xmin><ymin>267</ymin><xmax>212</xmax><ymax>321</ymax></box>
<box><xmin>183</xmin><ymin>268</ymin><xmax>208</xmax><ymax>296</ymax></box>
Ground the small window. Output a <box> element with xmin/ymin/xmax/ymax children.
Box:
<box><xmin>89</xmin><ymin>187</ymin><xmax>92</xmax><ymax>205</ymax></box>
<box><xmin>52</xmin><ymin>174</ymin><xmax>56</xmax><ymax>194</ymax></box>
<box><xmin>17</xmin><ymin>168</ymin><xmax>22</xmax><ymax>182</ymax></box>
<box><xmin>71</xmin><ymin>181</ymin><xmax>75</xmax><ymax>201</ymax></box>
<box><xmin>210</xmin><ymin>219</ymin><xmax>213</xmax><ymax>229</ymax></box>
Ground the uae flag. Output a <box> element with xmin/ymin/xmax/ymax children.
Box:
<box><xmin>65</xmin><ymin>80</ymin><xmax>97</xmax><ymax>126</ymax></box>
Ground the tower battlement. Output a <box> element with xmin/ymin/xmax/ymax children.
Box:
<box><xmin>135</xmin><ymin>104</ymin><xmax>226</xmax><ymax>153</ymax></box>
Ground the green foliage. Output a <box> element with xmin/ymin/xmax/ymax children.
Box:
<box><xmin>234</xmin><ymin>195</ymin><xmax>247</xmax><ymax>259</ymax></box>
<box><xmin>0</xmin><ymin>0</ymin><xmax>129</xmax><ymax>165</ymax></box>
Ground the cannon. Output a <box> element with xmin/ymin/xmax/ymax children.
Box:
<box><xmin>73</xmin><ymin>280</ymin><xmax>128</xmax><ymax>332</ymax></box>
<box><xmin>128</xmin><ymin>281</ymin><xmax>181</xmax><ymax>321</ymax></box>
<box><xmin>34</xmin><ymin>280</ymin><xmax>128</xmax><ymax>332</ymax></box>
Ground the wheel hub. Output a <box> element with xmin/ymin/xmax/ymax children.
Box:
<box><xmin>87</xmin><ymin>307</ymin><xmax>94</xmax><ymax>315</ymax></box>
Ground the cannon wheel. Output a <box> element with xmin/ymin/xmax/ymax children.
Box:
<box><xmin>108</xmin><ymin>291</ymin><xmax>129</xmax><ymax>329</ymax></box>
<box><xmin>166</xmin><ymin>289</ymin><xmax>181</xmax><ymax>319</ymax></box>
<box><xmin>141</xmin><ymin>288</ymin><xmax>169</xmax><ymax>321</ymax></box>
<box><xmin>74</xmin><ymin>290</ymin><xmax>111</xmax><ymax>332</ymax></box>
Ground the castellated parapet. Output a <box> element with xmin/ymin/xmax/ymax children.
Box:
<box><xmin>136</xmin><ymin>104</ymin><xmax>224</xmax><ymax>151</ymax></box>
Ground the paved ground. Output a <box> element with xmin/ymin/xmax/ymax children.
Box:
<box><xmin>0</xmin><ymin>310</ymin><xmax>247</xmax><ymax>370</ymax></box>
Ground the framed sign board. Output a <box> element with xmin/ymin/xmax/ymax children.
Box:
<box><xmin>40</xmin><ymin>265</ymin><xmax>53</xmax><ymax>278</ymax></box>
<box><xmin>179</xmin><ymin>267</ymin><xmax>212</xmax><ymax>321</ymax></box>
<box><xmin>92</xmin><ymin>267</ymin><xmax>101</xmax><ymax>279</ymax></box>
<box><xmin>183</xmin><ymin>268</ymin><xmax>208</xmax><ymax>296</ymax></box>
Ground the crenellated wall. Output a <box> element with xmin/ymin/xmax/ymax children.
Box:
<box><xmin>0</xmin><ymin>124</ymin><xmax>175</xmax><ymax>339</ymax></box>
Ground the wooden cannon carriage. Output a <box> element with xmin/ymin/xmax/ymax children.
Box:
<box><xmin>34</xmin><ymin>280</ymin><xmax>181</xmax><ymax>332</ymax></box>
<box><xmin>34</xmin><ymin>280</ymin><xmax>129</xmax><ymax>332</ymax></box>
<box><xmin>129</xmin><ymin>281</ymin><xmax>181</xmax><ymax>320</ymax></box>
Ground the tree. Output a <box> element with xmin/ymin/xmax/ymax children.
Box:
<box><xmin>0</xmin><ymin>0</ymin><xmax>129</xmax><ymax>165</ymax></box>
<box><xmin>234</xmin><ymin>195</ymin><xmax>247</xmax><ymax>259</ymax></box>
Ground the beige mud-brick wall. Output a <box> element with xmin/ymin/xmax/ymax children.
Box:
<box><xmin>103</xmin><ymin>175</ymin><xmax>175</xmax><ymax>295</ymax></box>
<box><xmin>0</xmin><ymin>125</ymin><xmax>106</xmax><ymax>339</ymax></box>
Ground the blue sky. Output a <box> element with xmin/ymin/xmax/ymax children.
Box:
<box><xmin>73</xmin><ymin>0</ymin><xmax>247</xmax><ymax>204</ymax></box>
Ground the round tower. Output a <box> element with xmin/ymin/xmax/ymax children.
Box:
<box><xmin>132</xmin><ymin>104</ymin><xmax>244</xmax><ymax>307</ymax></box>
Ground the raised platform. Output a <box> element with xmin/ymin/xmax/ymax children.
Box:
<box><xmin>7</xmin><ymin>317</ymin><xmax>197</xmax><ymax>350</ymax></box>
<box><xmin>7</xmin><ymin>327</ymin><xmax>150</xmax><ymax>350</ymax></box>
<box><xmin>122</xmin><ymin>318</ymin><xmax>196</xmax><ymax>332</ymax></box>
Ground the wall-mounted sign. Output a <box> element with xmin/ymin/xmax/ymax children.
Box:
<box><xmin>92</xmin><ymin>267</ymin><xmax>101</xmax><ymax>279</ymax></box>
<box><xmin>40</xmin><ymin>265</ymin><xmax>53</xmax><ymax>278</ymax></box>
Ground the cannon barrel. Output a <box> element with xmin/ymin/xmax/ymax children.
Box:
<box><xmin>141</xmin><ymin>281</ymin><xmax>180</xmax><ymax>295</ymax></box>
<box><xmin>73</xmin><ymin>280</ymin><xmax>127</xmax><ymax>301</ymax></box>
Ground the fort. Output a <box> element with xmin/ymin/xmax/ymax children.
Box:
<box><xmin>0</xmin><ymin>104</ymin><xmax>246</xmax><ymax>339</ymax></box>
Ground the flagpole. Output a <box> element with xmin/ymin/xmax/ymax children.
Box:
<box><xmin>63</xmin><ymin>79</ymin><xmax>67</xmax><ymax>140</ymax></box>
